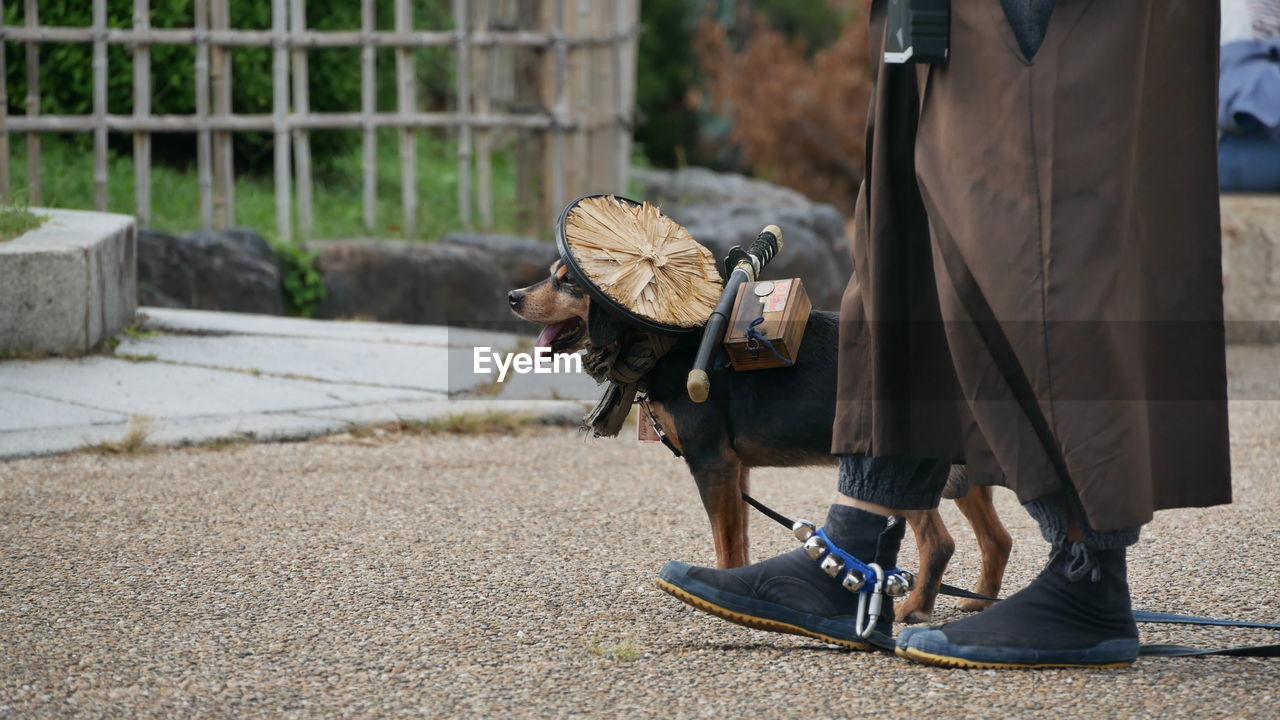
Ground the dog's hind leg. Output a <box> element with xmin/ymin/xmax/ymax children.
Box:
<box><xmin>896</xmin><ymin>509</ymin><xmax>955</xmax><ymax>624</ymax></box>
<box><xmin>953</xmin><ymin>484</ymin><xmax>1012</xmax><ymax>612</ymax></box>
<box><xmin>690</xmin><ymin>452</ymin><xmax>750</xmax><ymax>569</ymax></box>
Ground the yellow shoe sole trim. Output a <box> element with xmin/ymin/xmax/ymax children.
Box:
<box><xmin>896</xmin><ymin>645</ymin><xmax>1135</xmax><ymax>670</ymax></box>
<box><xmin>655</xmin><ymin>578</ymin><xmax>875</xmax><ymax>651</ymax></box>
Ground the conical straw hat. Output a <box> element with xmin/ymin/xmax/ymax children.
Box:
<box><xmin>557</xmin><ymin>195</ymin><xmax>722</xmax><ymax>332</ymax></box>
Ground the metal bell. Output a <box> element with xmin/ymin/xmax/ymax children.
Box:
<box><xmin>899</xmin><ymin>570</ymin><xmax>916</xmax><ymax>591</ymax></box>
<box><xmin>820</xmin><ymin>554</ymin><xmax>844</xmax><ymax>577</ymax></box>
<box><xmin>803</xmin><ymin>535</ymin><xmax>827</xmax><ymax>560</ymax></box>
<box><xmin>884</xmin><ymin>573</ymin><xmax>910</xmax><ymax>597</ymax></box>
<box><xmin>792</xmin><ymin>520</ymin><xmax>817</xmax><ymax>542</ymax></box>
<box><xmin>841</xmin><ymin>569</ymin><xmax>866</xmax><ymax>593</ymax></box>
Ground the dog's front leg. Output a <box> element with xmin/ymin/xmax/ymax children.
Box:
<box><xmin>690</xmin><ymin>453</ymin><xmax>750</xmax><ymax>569</ymax></box>
<box><xmin>897</xmin><ymin>509</ymin><xmax>955</xmax><ymax>624</ymax></box>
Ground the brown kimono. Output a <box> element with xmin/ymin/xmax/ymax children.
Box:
<box><xmin>832</xmin><ymin>0</ymin><xmax>1232</xmax><ymax>530</ymax></box>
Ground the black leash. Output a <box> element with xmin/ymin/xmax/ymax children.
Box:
<box><xmin>741</xmin><ymin>492</ymin><xmax>1280</xmax><ymax>658</ymax></box>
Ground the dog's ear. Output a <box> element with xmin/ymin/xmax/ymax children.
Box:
<box><xmin>587</xmin><ymin>300</ymin><xmax>625</xmax><ymax>348</ymax></box>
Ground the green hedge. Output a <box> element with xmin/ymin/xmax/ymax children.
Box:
<box><xmin>4</xmin><ymin>0</ymin><xmax>453</xmax><ymax>172</ymax></box>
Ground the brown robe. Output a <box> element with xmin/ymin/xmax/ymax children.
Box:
<box><xmin>832</xmin><ymin>0</ymin><xmax>1232</xmax><ymax>530</ymax></box>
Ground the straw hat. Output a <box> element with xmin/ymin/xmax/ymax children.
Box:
<box><xmin>556</xmin><ymin>195</ymin><xmax>723</xmax><ymax>333</ymax></box>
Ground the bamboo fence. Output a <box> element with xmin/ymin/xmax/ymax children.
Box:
<box><xmin>0</xmin><ymin>0</ymin><xmax>641</xmax><ymax>239</ymax></box>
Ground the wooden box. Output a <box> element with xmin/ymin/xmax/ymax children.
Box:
<box><xmin>723</xmin><ymin>278</ymin><xmax>811</xmax><ymax>370</ymax></box>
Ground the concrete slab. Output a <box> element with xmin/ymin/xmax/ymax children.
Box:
<box><xmin>117</xmin><ymin>333</ymin><xmax>453</xmax><ymax>393</ymax></box>
<box><xmin>0</xmin><ymin>357</ymin><xmax>437</xmax><ymax>418</ymax></box>
<box><xmin>0</xmin><ymin>422</ymin><xmax>129</xmax><ymax>458</ymax></box>
<box><xmin>144</xmin><ymin>412</ymin><xmax>350</xmax><ymax>447</ymax></box>
<box><xmin>0</xmin><ymin>389</ymin><xmax>126</xmax><ymax>431</ymax></box>
<box><xmin>300</xmin><ymin>399</ymin><xmax>588</xmax><ymax>426</ymax></box>
<box><xmin>138</xmin><ymin>306</ymin><xmax>522</xmax><ymax>350</ymax></box>
<box><xmin>0</xmin><ymin>208</ymin><xmax>136</xmax><ymax>353</ymax></box>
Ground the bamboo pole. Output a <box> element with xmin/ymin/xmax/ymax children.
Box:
<box><xmin>194</xmin><ymin>0</ymin><xmax>213</xmax><ymax>229</ymax></box>
<box><xmin>514</xmin><ymin>0</ymin><xmax>546</xmax><ymax>234</ymax></box>
<box><xmin>0</xmin><ymin>1</ymin><xmax>9</xmax><ymax>199</ymax></box>
<box><xmin>613</xmin><ymin>0</ymin><xmax>638</xmax><ymax>194</ymax></box>
<box><xmin>361</xmin><ymin>0</ymin><xmax>376</xmax><ymax>232</ymax></box>
<box><xmin>472</xmin><ymin>0</ymin><xmax>492</xmax><ymax>228</ymax></box>
<box><xmin>272</xmin><ymin>0</ymin><xmax>292</xmax><ymax>241</ymax></box>
<box><xmin>290</xmin><ymin>0</ymin><xmax>313</xmax><ymax>239</ymax></box>
<box><xmin>454</xmin><ymin>0</ymin><xmax>472</xmax><ymax>230</ymax></box>
<box><xmin>549</xmin><ymin>0</ymin><xmax>567</xmax><ymax>219</ymax></box>
<box><xmin>2</xmin><ymin>25</ymin><xmax>625</xmax><ymax>49</ymax></box>
<box><xmin>3</xmin><ymin>112</ymin><xmax>555</xmax><ymax>134</ymax></box>
<box><xmin>133</xmin><ymin>0</ymin><xmax>151</xmax><ymax>225</ymax></box>
<box><xmin>570</xmin><ymin>0</ymin><xmax>589</xmax><ymax>198</ymax></box>
<box><xmin>396</xmin><ymin>0</ymin><xmax>417</xmax><ymax>238</ymax></box>
<box><xmin>211</xmin><ymin>0</ymin><xmax>234</xmax><ymax>227</ymax></box>
<box><xmin>24</xmin><ymin>0</ymin><xmax>40</xmax><ymax>205</ymax></box>
<box><xmin>92</xmin><ymin>0</ymin><xmax>108</xmax><ymax>211</ymax></box>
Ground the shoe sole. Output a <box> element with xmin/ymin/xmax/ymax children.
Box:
<box><xmin>896</xmin><ymin>645</ymin><xmax>1135</xmax><ymax>670</ymax></box>
<box><xmin>656</xmin><ymin>578</ymin><xmax>875</xmax><ymax>651</ymax></box>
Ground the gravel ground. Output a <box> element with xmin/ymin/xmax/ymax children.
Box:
<box><xmin>2</xmin><ymin>404</ymin><xmax>1278</xmax><ymax>719</ymax></box>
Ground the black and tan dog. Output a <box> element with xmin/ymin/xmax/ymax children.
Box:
<box><xmin>509</xmin><ymin>260</ymin><xmax>1012</xmax><ymax>623</ymax></box>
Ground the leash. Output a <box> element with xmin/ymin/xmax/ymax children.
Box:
<box><xmin>741</xmin><ymin>492</ymin><xmax>1280</xmax><ymax>658</ymax></box>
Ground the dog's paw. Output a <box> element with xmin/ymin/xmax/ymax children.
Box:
<box><xmin>895</xmin><ymin>604</ymin><xmax>933</xmax><ymax>624</ymax></box>
<box><xmin>955</xmin><ymin>598</ymin><xmax>995</xmax><ymax>613</ymax></box>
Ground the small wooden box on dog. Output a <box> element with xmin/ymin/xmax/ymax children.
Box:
<box><xmin>723</xmin><ymin>278</ymin><xmax>811</xmax><ymax>370</ymax></box>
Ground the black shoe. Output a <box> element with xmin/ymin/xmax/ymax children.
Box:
<box><xmin>657</xmin><ymin>505</ymin><xmax>903</xmax><ymax>650</ymax></box>
<box><xmin>897</xmin><ymin>544</ymin><xmax>1140</xmax><ymax>668</ymax></box>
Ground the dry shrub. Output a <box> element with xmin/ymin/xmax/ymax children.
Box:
<box><xmin>695</xmin><ymin>3</ymin><xmax>874</xmax><ymax>213</ymax></box>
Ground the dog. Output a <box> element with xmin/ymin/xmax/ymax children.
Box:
<box><xmin>508</xmin><ymin>260</ymin><xmax>1012</xmax><ymax>623</ymax></box>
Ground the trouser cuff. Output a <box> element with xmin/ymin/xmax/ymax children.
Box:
<box><xmin>1023</xmin><ymin>489</ymin><xmax>1141</xmax><ymax>550</ymax></box>
<box><xmin>836</xmin><ymin>454</ymin><xmax>950</xmax><ymax>511</ymax></box>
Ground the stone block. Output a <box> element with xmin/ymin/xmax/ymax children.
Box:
<box><xmin>0</xmin><ymin>208</ymin><xmax>136</xmax><ymax>354</ymax></box>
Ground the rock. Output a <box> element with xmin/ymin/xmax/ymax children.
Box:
<box><xmin>631</xmin><ymin>167</ymin><xmax>852</xmax><ymax>309</ymax></box>
<box><xmin>308</xmin><ymin>240</ymin><xmax>511</xmax><ymax>329</ymax></box>
<box><xmin>438</xmin><ymin>232</ymin><xmax>559</xmax><ymax>290</ymax></box>
<box><xmin>137</xmin><ymin>228</ymin><xmax>284</xmax><ymax>315</ymax></box>
<box><xmin>1220</xmin><ymin>195</ymin><xmax>1280</xmax><ymax>344</ymax></box>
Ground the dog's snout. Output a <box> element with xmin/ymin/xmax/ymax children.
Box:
<box><xmin>508</xmin><ymin>290</ymin><xmax>524</xmax><ymax>309</ymax></box>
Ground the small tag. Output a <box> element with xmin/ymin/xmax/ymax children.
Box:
<box><xmin>763</xmin><ymin>279</ymin><xmax>792</xmax><ymax>313</ymax></box>
<box><xmin>638</xmin><ymin>412</ymin><xmax>660</xmax><ymax>442</ymax></box>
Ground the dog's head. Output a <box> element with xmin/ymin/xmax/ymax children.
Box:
<box><xmin>507</xmin><ymin>260</ymin><xmax>627</xmax><ymax>352</ymax></box>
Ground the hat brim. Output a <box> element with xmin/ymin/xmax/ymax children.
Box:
<box><xmin>555</xmin><ymin>194</ymin><xmax>721</xmax><ymax>336</ymax></box>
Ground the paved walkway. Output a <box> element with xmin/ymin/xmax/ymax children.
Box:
<box><xmin>0</xmin><ymin>308</ymin><xmax>597</xmax><ymax>459</ymax></box>
<box><xmin>3</xmin><ymin>421</ymin><xmax>1278</xmax><ymax>718</ymax></box>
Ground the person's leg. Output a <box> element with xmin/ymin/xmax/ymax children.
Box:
<box><xmin>897</xmin><ymin>489</ymin><xmax>1141</xmax><ymax>668</ymax></box>
<box><xmin>657</xmin><ymin>454</ymin><xmax>950</xmax><ymax>650</ymax></box>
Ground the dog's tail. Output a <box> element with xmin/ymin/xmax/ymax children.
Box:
<box><xmin>941</xmin><ymin>465</ymin><xmax>970</xmax><ymax>500</ymax></box>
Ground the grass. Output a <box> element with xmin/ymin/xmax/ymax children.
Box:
<box><xmin>83</xmin><ymin>416</ymin><xmax>154</xmax><ymax>456</ymax></box>
<box><xmin>585</xmin><ymin>634</ymin><xmax>641</xmax><ymax>661</ymax></box>
<box><xmin>5</xmin><ymin>131</ymin><xmax>523</xmax><ymax>245</ymax></box>
<box><xmin>0</xmin><ymin>202</ymin><xmax>46</xmax><ymax>241</ymax></box>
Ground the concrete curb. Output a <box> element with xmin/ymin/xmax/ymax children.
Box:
<box><xmin>0</xmin><ymin>208</ymin><xmax>136</xmax><ymax>353</ymax></box>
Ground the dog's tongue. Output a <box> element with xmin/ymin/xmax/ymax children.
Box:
<box><xmin>535</xmin><ymin>320</ymin><xmax>573</xmax><ymax>349</ymax></box>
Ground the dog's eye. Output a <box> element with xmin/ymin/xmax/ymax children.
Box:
<box><xmin>561</xmin><ymin>274</ymin><xmax>577</xmax><ymax>286</ymax></box>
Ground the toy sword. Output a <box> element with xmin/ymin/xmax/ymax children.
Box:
<box><xmin>686</xmin><ymin>225</ymin><xmax>783</xmax><ymax>402</ymax></box>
